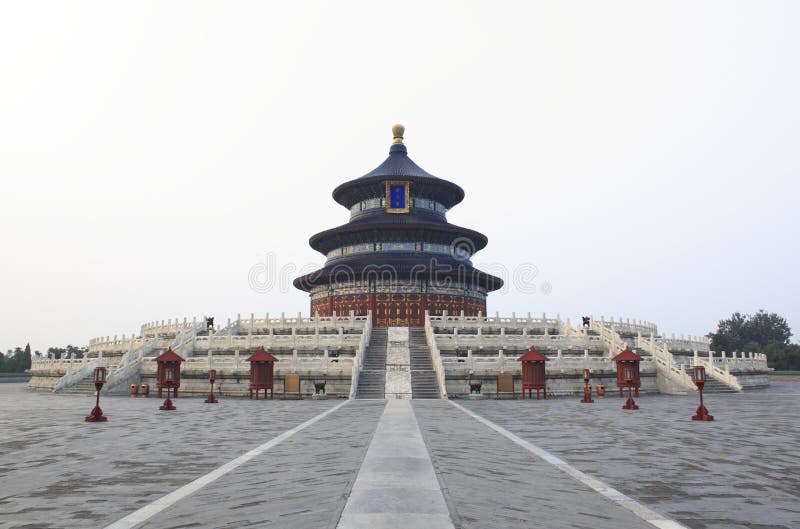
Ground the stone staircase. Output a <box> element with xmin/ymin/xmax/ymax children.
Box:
<box><xmin>683</xmin><ymin>367</ymin><xmax>738</xmax><ymax>393</ymax></box>
<box><xmin>355</xmin><ymin>327</ymin><xmax>388</xmax><ymax>399</ymax></box>
<box><xmin>61</xmin><ymin>379</ymin><xmax>98</xmax><ymax>395</ymax></box>
<box><xmin>409</xmin><ymin>327</ymin><xmax>441</xmax><ymax>399</ymax></box>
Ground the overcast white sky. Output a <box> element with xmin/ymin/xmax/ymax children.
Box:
<box><xmin>1</xmin><ymin>1</ymin><xmax>798</xmax><ymax>352</ymax></box>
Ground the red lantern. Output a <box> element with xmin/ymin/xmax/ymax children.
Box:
<box><xmin>246</xmin><ymin>347</ymin><xmax>279</xmax><ymax>400</ymax></box>
<box><xmin>581</xmin><ymin>368</ymin><xmax>594</xmax><ymax>403</ymax></box>
<box><xmin>612</xmin><ymin>348</ymin><xmax>641</xmax><ymax>410</ymax></box>
<box><xmin>154</xmin><ymin>348</ymin><xmax>184</xmax><ymax>411</ymax></box>
<box><xmin>85</xmin><ymin>366</ymin><xmax>108</xmax><ymax>422</ymax></box>
<box><xmin>204</xmin><ymin>369</ymin><xmax>218</xmax><ymax>404</ymax></box>
<box><xmin>517</xmin><ymin>347</ymin><xmax>548</xmax><ymax>400</ymax></box>
<box><xmin>691</xmin><ymin>365</ymin><xmax>713</xmax><ymax>421</ymax></box>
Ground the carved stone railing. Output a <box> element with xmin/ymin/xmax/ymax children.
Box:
<box><xmin>435</xmin><ymin>333</ymin><xmax>603</xmax><ymax>351</ymax></box>
<box><xmin>590</xmin><ymin>321</ymin><xmax>629</xmax><ymax>357</ymax></box>
<box><xmin>53</xmin><ymin>353</ymin><xmax>102</xmax><ymax>392</ymax></box>
<box><xmin>103</xmin><ymin>322</ymin><xmax>204</xmax><ymax>393</ymax></box>
<box><xmin>103</xmin><ymin>339</ymin><xmax>160</xmax><ymax>393</ymax></box>
<box><xmin>636</xmin><ymin>335</ymin><xmax>696</xmax><ymax>392</ymax></box>
<box><xmin>349</xmin><ymin>312</ymin><xmax>372</xmax><ymax>399</ymax></box>
<box><xmin>424</xmin><ymin>312</ymin><xmax>448</xmax><ymax>399</ymax></box>
<box><xmin>596</xmin><ymin>316</ymin><xmax>658</xmax><ymax>337</ymax></box>
<box><xmin>428</xmin><ymin>311</ymin><xmax>562</xmax><ymax>331</ymax></box>
<box><xmin>192</xmin><ymin>333</ymin><xmax>364</xmax><ymax>352</ymax></box>
<box><xmin>663</xmin><ymin>334</ymin><xmax>712</xmax><ymax>352</ymax></box>
<box><xmin>439</xmin><ymin>349</ymin><xmax>654</xmax><ymax>374</ymax></box>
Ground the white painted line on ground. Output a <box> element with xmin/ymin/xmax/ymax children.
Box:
<box><xmin>105</xmin><ymin>400</ymin><xmax>349</xmax><ymax>529</ymax></box>
<box><xmin>449</xmin><ymin>400</ymin><xmax>689</xmax><ymax>529</ymax></box>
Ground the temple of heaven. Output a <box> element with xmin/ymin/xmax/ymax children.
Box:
<box><xmin>293</xmin><ymin>125</ymin><xmax>503</xmax><ymax>327</ymax></box>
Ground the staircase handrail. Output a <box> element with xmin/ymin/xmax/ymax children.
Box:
<box><xmin>636</xmin><ymin>336</ymin><xmax>696</xmax><ymax>391</ymax></box>
<box><xmin>349</xmin><ymin>312</ymin><xmax>372</xmax><ymax>399</ymax></box>
<box><xmin>53</xmin><ymin>355</ymin><xmax>101</xmax><ymax>392</ymax></box>
<box><xmin>695</xmin><ymin>355</ymin><xmax>743</xmax><ymax>391</ymax></box>
<box><xmin>424</xmin><ymin>312</ymin><xmax>448</xmax><ymax>399</ymax></box>
<box><xmin>590</xmin><ymin>321</ymin><xmax>627</xmax><ymax>356</ymax></box>
<box><xmin>103</xmin><ymin>339</ymin><xmax>160</xmax><ymax>392</ymax></box>
<box><xmin>104</xmin><ymin>321</ymin><xmax>204</xmax><ymax>393</ymax></box>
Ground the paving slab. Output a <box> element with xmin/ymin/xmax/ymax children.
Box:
<box><xmin>337</xmin><ymin>399</ymin><xmax>454</xmax><ymax>529</ymax></box>
<box><xmin>137</xmin><ymin>400</ymin><xmax>385</xmax><ymax>529</ymax></box>
<box><xmin>456</xmin><ymin>381</ymin><xmax>800</xmax><ymax>529</ymax></box>
<box><xmin>0</xmin><ymin>383</ymin><xmax>341</xmax><ymax>529</ymax></box>
<box><xmin>414</xmin><ymin>399</ymin><xmax>657</xmax><ymax>529</ymax></box>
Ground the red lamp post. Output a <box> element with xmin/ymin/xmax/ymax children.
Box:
<box><xmin>691</xmin><ymin>365</ymin><xmax>714</xmax><ymax>421</ymax></box>
<box><xmin>581</xmin><ymin>368</ymin><xmax>594</xmax><ymax>403</ymax></box>
<box><xmin>621</xmin><ymin>364</ymin><xmax>639</xmax><ymax>410</ymax></box>
<box><xmin>612</xmin><ymin>347</ymin><xmax>642</xmax><ymax>399</ymax></box>
<box><xmin>204</xmin><ymin>369</ymin><xmax>218</xmax><ymax>404</ymax></box>
<box><xmin>517</xmin><ymin>346</ymin><xmax>549</xmax><ymax>400</ymax></box>
<box><xmin>154</xmin><ymin>348</ymin><xmax>184</xmax><ymax>411</ymax></box>
<box><xmin>85</xmin><ymin>366</ymin><xmax>108</xmax><ymax>422</ymax></box>
<box><xmin>246</xmin><ymin>346</ymin><xmax>279</xmax><ymax>399</ymax></box>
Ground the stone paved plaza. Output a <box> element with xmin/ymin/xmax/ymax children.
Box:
<box><xmin>1</xmin><ymin>382</ymin><xmax>798</xmax><ymax>528</ymax></box>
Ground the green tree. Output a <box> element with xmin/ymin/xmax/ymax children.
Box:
<box><xmin>709</xmin><ymin>310</ymin><xmax>798</xmax><ymax>371</ymax></box>
<box><xmin>709</xmin><ymin>310</ymin><xmax>791</xmax><ymax>352</ymax></box>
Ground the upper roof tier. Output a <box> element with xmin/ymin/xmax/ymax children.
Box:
<box><xmin>332</xmin><ymin>128</ymin><xmax>465</xmax><ymax>209</ymax></box>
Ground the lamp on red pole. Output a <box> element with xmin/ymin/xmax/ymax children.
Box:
<box><xmin>246</xmin><ymin>347</ymin><xmax>279</xmax><ymax>400</ymax></box>
<box><xmin>204</xmin><ymin>369</ymin><xmax>218</xmax><ymax>404</ymax></box>
<box><xmin>517</xmin><ymin>346</ymin><xmax>548</xmax><ymax>400</ymax></box>
<box><xmin>85</xmin><ymin>366</ymin><xmax>108</xmax><ymax>422</ymax></box>
<box><xmin>154</xmin><ymin>348</ymin><xmax>184</xmax><ymax>411</ymax></box>
<box><xmin>621</xmin><ymin>364</ymin><xmax>639</xmax><ymax>410</ymax></box>
<box><xmin>612</xmin><ymin>347</ymin><xmax>642</xmax><ymax>409</ymax></box>
<box><xmin>691</xmin><ymin>365</ymin><xmax>714</xmax><ymax>421</ymax></box>
<box><xmin>580</xmin><ymin>368</ymin><xmax>594</xmax><ymax>403</ymax></box>
<box><xmin>160</xmin><ymin>366</ymin><xmax>177</xmax><ymax>410</ymax></box>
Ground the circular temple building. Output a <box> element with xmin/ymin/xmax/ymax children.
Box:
<box><xmin>294</xmin><ymin>125</ymin><xmax>503</xmax><ymax>326</ymax></box>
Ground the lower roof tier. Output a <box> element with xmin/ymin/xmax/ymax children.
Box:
<box><xmin>293</xmin><ymin>255</ymin><xmax>503</xmax><ymax>293</ymax></box>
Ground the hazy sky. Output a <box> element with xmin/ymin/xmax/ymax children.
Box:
<box><xmin>1</xmin><ymin>1</ymin><xmax>798</xmax><ymax>352</ymax></box>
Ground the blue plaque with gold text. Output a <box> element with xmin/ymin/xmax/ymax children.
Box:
<box><xmin>385</xmin><ymin>181</ymin><xmax>410</xmax><ymax>213</ymax></box>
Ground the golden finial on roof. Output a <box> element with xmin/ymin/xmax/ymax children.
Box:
<box><xmin>392</xmin><ymin>124</ymin><xmax>405</xmax><ymax>144</ymax></box>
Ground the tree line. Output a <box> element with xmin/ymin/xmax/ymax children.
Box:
<box><xmin>0</xmin><ymin>344</ymin><xmax>89</xmax><ymax>373</ymax></box>
<box><xmin>708</xmin><ymin>310</ymin><xmax>799</xmax><ymax>371</ymax></box>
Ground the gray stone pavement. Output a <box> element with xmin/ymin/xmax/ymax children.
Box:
<box><xmin>0</xmin><ymin>384</ymin><xmax>346</xmax><ymax>528</ymax></box>
<box><xmin>414</xmin><ymin>400</ymin><xmax>657</xmax><ymax>529</ymax></box>
<box><xmin>138</xmin><ymin>400</ymin><xmax>384</xmax><ymax>529</ymax></box>
<box><xmin>2</xmin><ymin>382</ymin><xmax>799</xmax><ymax>529</ymax></box>
<box><xmin>337</xmin><ymin>400</ymin><xmax>453</xmax><ymax>529</ymax></box>
<box><xmin>454</xmin><ymin>382</ymin><xmax>800</xmax><ymax>529</ymax></box>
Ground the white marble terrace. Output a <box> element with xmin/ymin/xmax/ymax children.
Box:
<box><xmin>29</xmin><ymin>310</ymin><xmax>769</xmax><ymax>397</ymax></box>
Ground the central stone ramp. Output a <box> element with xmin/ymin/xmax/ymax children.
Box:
<box><xmin>356</xmin><ymin>327</ymin><xmax>388</xmax><ymax>399</ymax></box>
<box><xmin>336</xmin><ymin>399</ymin><xmax>455</xmax><ymax>529</ymax></box>
<box><xmin>409</xmin><ymin>327</ymin><xmax>441</xmax><ymax>398</ymax></box>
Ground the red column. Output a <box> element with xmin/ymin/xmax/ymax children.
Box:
<box><xmin>368</xmin><ymin>292</ymin><xmax>376</xmax><ymax>325</ymax></box>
